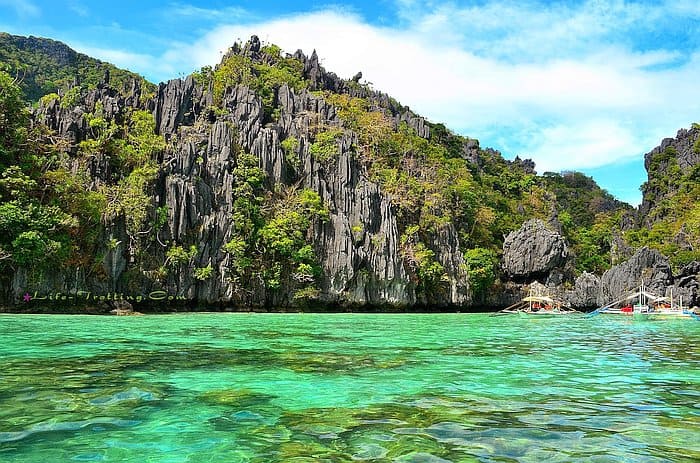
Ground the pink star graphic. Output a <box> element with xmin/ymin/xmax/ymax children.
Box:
<box><xmin>23</xmin><ymin>293</ymin><xmax>32</xmax><ymax>302</ymax></box>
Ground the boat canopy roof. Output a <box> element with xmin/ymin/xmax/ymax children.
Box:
<box><xmin>623</xmin><ymin>290</ymin><xmax>667</xmax><ymax>302</ymax></box>
<box><xmin>523</xmin><ymin>295</ymin><xmax>554</xmax><ymax>303</ymax></box>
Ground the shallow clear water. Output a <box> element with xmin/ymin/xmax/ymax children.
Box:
<box><xmin>1</xmin><ymin>313</ymin><xmax>698</xmax><ymax>462</ymax></box>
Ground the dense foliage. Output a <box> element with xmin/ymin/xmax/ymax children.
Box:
<box><xmin>222</xmin><ymin>153</ymin><xmax>329</xmax><ymax>303</ymax></box>
<box><xmin>195</xmin><ymin>43</ymin><xmax>307</xmax><ymax>120</ymax></box>
<box><xmin>1</xmin><ymin>70</ymin><xmax>99</xmax><ymax>273</ymax></box>
<box><xmin>0</xmin><ymin>32</ymin><xmax>155</xmax><ymax>102</ymax></box>
<box><xmin>0</xmin><ymin>68</ymin><xmax>167</xmax><ymax>284</ymax></box>
<box><xmin>631</xmin><ymin>140</ymin><xmax>700</xmax><ymax>270</ymax></box>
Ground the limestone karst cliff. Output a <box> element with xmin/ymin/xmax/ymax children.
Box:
<box><xmin>3</xmin><ymin>36</ymin><xmax>471</xmax><ymax>309</ymax></box>
<box><xmin>0</xmin><ymin>34</ymin><xmax>698</xmax><ymax>311</ymax></box>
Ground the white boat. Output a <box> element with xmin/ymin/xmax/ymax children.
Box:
<box><xmin>593</xmin><ymin>283</ymin><xmax>698</xmax><ymax>320</ymax></box>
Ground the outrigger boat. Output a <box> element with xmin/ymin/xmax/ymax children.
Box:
<box><xmin>494</xmin><ymin>290</ymin><xmax>579</xmax><ymax>317</ymax></box>
<box><xmin>590</xmin><ymin>283</ymin><xmax>699</xmax><ymax>320</ymax></box>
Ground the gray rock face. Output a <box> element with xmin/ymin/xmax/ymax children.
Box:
<box><xmin>433</xmin><ymin>225</ymin><xmax>471</xmax><ymax>306</ymax></box>
<box><xmin>484</xmin><ymin>281</ymin><xmax>527</xmax><ymax>308</ymax></box>
<box><xmin>512</xmin><ymin>156</ymin><xmax>536</xmax><ymax>174</ymax></box>
<box><xmin>307</xmin><ymin>139</ymin><xmax>417</xmax><ymax>307</ymax></box>
<box><xmin>610</xmin><ymin>233</ymin><xmax>634</xmax><ymax>264</ymax></box>
<box><xmin>155</xmin><ymin>76</ymin><xmax>210</xmax><ymax>138</ymax></box>
<box><xmin>598</xmin><ymin>247</ymin><xmax>672</xmax><ymax>305</ymax></box>
<box><xmin>565</xmin><ymin>272</ymin><xmax>600</xmax><ymax>309</ymax></box>
<box><xmin>7</xmin><ymin>40</ymin><xmax>472</xmax><ymax>310</ymax></box>
<box><xmin>502</xmin><ymin>219</ymin><xmax>568</xmax><ymax>278</ymax></box>
<box><xmin>672</xmin><ymin>261</ymin><xmax>700</xmax><ymax>308</ymax></box>
<box><xmin>644</xmin><ymin>127</ymin><xmax>700</xmax><ymax>174</ymax></box>
<box><xmin>13</xmin><ymin>37</ymin><xmax>697</xmax><ymax>313</ymax></box>
<box><xmin>640</xmin><ymin>126</ymin><xmax>700</xmax><ymax>222</ymax></box>
<box><xmin>462</xmin><ymin>139</ymin><xmax>480</xmax><ymax>164</ymax></box>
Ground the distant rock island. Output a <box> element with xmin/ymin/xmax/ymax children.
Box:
<box><xmin>0</xmin><ymin>33</ymin><xmax>698</xmax><ymax>312</ymax></box>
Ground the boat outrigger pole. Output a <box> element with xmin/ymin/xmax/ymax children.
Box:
<box><xmin>491</xmin><ymin>300</ymin><xmax>529</xmax><ymax>316</ymax></box>
<box><xmin>588</xmin><ymin>294</ymin><xmax>628</xmax><ymax>317</ymax></box>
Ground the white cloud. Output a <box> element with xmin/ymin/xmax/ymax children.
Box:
<box><xmin>0</xmin><ymin>0</ymin><xmax>39</xmax><ymax>17</ymax></box>
<box><xmin>394</xmin><ymin>0</ymin><xmax>667</xmax><ymax>50</ymax></box>
<box><xmin>155</xmin><ymin>7</ymin><xmax>700</xmax><ymax>179</ymax></box>
<box><xmin>68</xmin><ymin>2</ymin><xmax>88</xmax><ymax>18</ymax></box>
<box><xmin>71</xmin><ymin>44</ymin><xmax>164</xmax><ymax>77</ymax></box>
<box><xmin>523</xmin><ymin>120</ymin><xmax>640</xmax><ymax>172</ymax></box>
<box><xmin>667</xmin><ymin>0</ymin><xmax>700</xmax><ymax>17</ymax></box>
<box><xmin>73</xmin><ymin>1</ymin><xmax>699</xmax><ymax>204</ymax></box>
<box><xmin>168</xmin><ymin>3</ymin><xmax>247</xmax><ymax>21</ymax></box>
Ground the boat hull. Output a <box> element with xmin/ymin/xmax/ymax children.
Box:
<box><xmin>517</xmin><ymin>310</ymin><xmax>578</xmax><ymax>317</ymax></box>
<box><xmin>597</xmin><ymin>309</ymin><xmax>695</xmax><ymax>320</ymax></box>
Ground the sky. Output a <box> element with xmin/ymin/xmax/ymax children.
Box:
<box><xmin>2</xmin><ymin>0</ymin><xmax>700</xmax><ymax>206</ymax></box>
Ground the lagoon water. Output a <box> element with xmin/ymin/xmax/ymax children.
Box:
<box><xmin>1</xmin><ymin>313</ymin><xmax>698</xmax><ymax>462</ymax></box>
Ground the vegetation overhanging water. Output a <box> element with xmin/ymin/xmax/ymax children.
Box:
<box><xmin>1</xmin><ymin>313</ymin><xmax>698</xmax><ymax>462</ymax></box>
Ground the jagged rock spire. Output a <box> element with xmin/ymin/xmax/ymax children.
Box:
<box><xmin>242</xmin><ymin>34</ymin><xmax>261</xmax><ymax>58</ymax></box>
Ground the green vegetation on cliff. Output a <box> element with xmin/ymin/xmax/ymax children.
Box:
<box><xmin>312</xmin><ymin>90</ymin><xmax>634</xmax><ymax>285</ymax></box>
<box><xmin>222</xmin><ymin>152</ymin><xmax>329</xmax><ymax>302</ymax></box>
<box><xmin>0</xmin><ymin>32</ymin><xmax>155</xmax><ymax>102</ymax></box>
<box><xmin>196</xmin><ymin>43</ymin><xmax>307</xmax><ymax>120</ymax></box>
<box><xmin>1</xmin><ymin>34</ymin><xmax>696</xmax><ymax>308</ymax></box>
<box><xmin>631</xmin><ymin>135</ymin><xmax>700</xmax><ymax>269</ymax></box>
<box><xmin>1</xmin><ymin>70</ymin><xmax>96</xmax><ymax>272</ymax></box>
<box><xmin>0</xmin><ymin>68</ymin><xmax>164</xmax><ymax>281</ymax></box>
<box><xmin>542</xmin><ymin>171</ymin><xmax>632</xmax><ymax>274</ymax></box>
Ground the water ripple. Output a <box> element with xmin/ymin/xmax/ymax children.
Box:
<box><xmin>0</xmin><ymin>313</ymin><xmax>698</xmax><ymax>462</ymax></box>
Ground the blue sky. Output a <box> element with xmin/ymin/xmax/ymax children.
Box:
<box><xmin>3</xmin><ymin>0</ymin><xmax>700</xmax><ymax>205</ymax></box>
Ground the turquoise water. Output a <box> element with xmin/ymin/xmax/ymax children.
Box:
<box><xmin>1</xmin><ymin>313</ymin><xmax>698</xmax><ymax>462</ymax></box>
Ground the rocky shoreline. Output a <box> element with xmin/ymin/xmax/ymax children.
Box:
<box><xmin>489</xmin><ymin>220</ymin><xmax>699</xmax><ymax>310</ymax></box>
<box><xmin>5</xmin><ymin>234</ymin><xmax>697</xmax><ymax>314</ymax></box>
